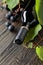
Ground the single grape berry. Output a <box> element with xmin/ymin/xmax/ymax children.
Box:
<box><xmin>6</xmin><ymin>11</ymin><xmax>12</xmax><ymax>19</ymax></box>
<box><xmin>5</xmin><ymin>22</ymin><xmax>11</xmax><ymax>27</ymax></box>
<box><xmin>10</xmin><ymin>16</ymin><xmax>14</xmax><ymax>21</ymax></box>
<box><xmin>8</xmin><ymin>25</ymin><xmax>15</xmax><ymax>31</ymax></box>
<box><xmin>10</xmin><ymin>14</ymin><xmax>19</xmax><ymax>22</ymax></box>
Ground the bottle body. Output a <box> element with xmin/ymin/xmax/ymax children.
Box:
<box><xmin>15</xmin><ymin>26</ymin><xmax>28</xmax><ymax>44</ymax></box>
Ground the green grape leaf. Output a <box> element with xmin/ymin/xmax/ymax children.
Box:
<box><xmin>23</xmin><ymin>24</ymin><xmax>42</xmax><ymax>44</ymax></box>
<box><xmin>36</xmin><ymin>46</ymin><xmax>43</xmax><ymax>61</ymax></box>
<box><xmin>3</xmin><ymin>0</ymin><xmax>19</xmax><ymax>10</ymax></box>
<box><xmin>2</xmin><ymin>0</ymin><xmax>7</xmax><ymax>2</ymax></box>
<box><xmin>7</xmin><ymin>0</ymin><xmax>19</xmax><ymax>10</ymax></box>
<box><xmin>35</xmin><ymin>0</ymin><xmax>43</xmax><ymax>25</ymax></box>
<box><xmin>28</xmin><ymin>42</ymin><xmax>33</xmax><ymax>48</ymax></box>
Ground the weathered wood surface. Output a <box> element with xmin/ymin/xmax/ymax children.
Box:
<box><xmin>0</xmin><ymin>5</ymin><xmax>43</xmax><ymax>65</ymax></box>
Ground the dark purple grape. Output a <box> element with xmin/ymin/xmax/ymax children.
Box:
<box><xmin>6</xmin><ymin>11</ymin><xmax>12</xmax><ymax>19</ymax></box>
<box><xmin>10</xmin><ymin>14</ymin><xmax>19</xmax><ymax>22</ymax></box>
<box><xmin>8</xmin><ymin>25</ymin><xmax>15</xmax><ymax>31</ymax></box>
<box><xmin>10</xmin><ymin>16</ymin><xmax>14</xmax><ymax>21</ymax></box>
<box><xmin>5</xmin><ymin>22</ymin><xmax>11</xmax><ymax>27</ymax></box>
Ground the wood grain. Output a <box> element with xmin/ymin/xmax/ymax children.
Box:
<box><xmin>0</xmin><ymin>2</ymin><xmax>43</xmax><ymax>65</ymax></box>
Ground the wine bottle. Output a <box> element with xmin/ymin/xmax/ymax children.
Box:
<box><xmin>15</xmin><ymin>22</ymin><xmax>29</xmax><ymax>44</ymax></box>
<box><xmin>21</xmin><ymin>10</ymin><xmax>34</xmax><ymax>26</ymax></box>
<box><xmin>15</xmin><ymin>19</ymin><xmax>38</xmax><ymax>44</ymax></box>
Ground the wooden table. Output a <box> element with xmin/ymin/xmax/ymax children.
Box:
<box><xmin>0</xmin><ymin>7</ymin><xmax>43</xmax><ymax>65</ymax></box>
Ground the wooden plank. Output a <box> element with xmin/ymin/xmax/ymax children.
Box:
<box><xmin>0</xmin><ymin>9</ymin><xmax>7</xmax><ymax>21</ymax></box>
<box><xmin>0</xmin><ymin>23</ymin><xmax>22</xmax><ymax>64</ymax></box>
<box><xmin>0</xmin><ymin>31</ymin><xmax>16</xmax><ymax>54</ymax></box>
<box><xmin>0</xmin><ymin>2</ymin><xmax>43</xmax><ymax>65</ymax></box>
<box><xmin>4</xmin><ymin>48</ymin><xmax>29</xmax><ymax>65</ymax></box>
<box><xmin>0</xmin><ymin>44</ymin><xmax>24</xmax><ymax>65</ymax></box>
<box><xmin>0</xmin><ymin>30</ymin><xmax>9</xmax><ymax>42</ymax></box>
<box><xmin>0</xmin><ymin>23</ymin><xmax>7</xmax><ymax>36</ymax></box>
<box><xmin>3</xmin><ymin>49</ymin><xmax>35</xmax><ymax>65</ymax></box>
<box><xmin>0</xmin><ymin>19</ymin><xmax>22</xmax><ymax>55</ymax></box>
<box><xmin>0</xmin><ymin>9</ymin><xmax>7</xmax><ymax>35</ymax></box>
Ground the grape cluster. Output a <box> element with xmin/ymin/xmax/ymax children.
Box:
<box><xmin>4</xmin><ymin>0</ymin><xmax>34</xmax><ymax>31</ymax></box>
<box><xmin>5</xmin><ymin>8</ymin><xmax>23</xmax><ymax>31</ymax></box>
<box><xmin>2</xmin><ymin>0</ymin><xmax>39</xmax><ymax>44</ymax></box>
